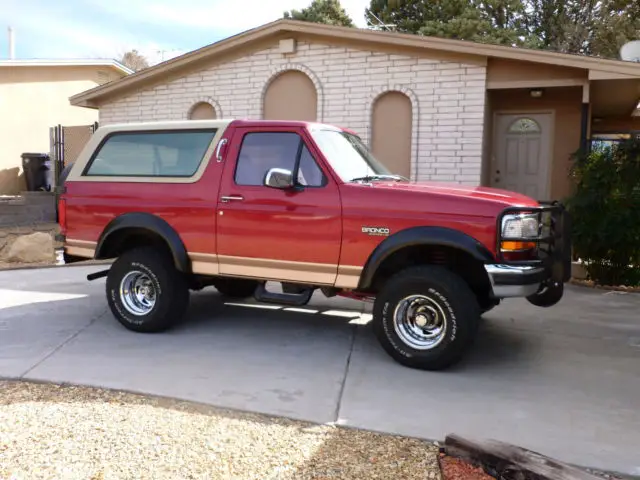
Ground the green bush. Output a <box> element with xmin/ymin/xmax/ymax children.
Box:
<box><xmin>565</xmin><ymin>138</ymin><xmax>640</xmax><ymax>286</ymax></box>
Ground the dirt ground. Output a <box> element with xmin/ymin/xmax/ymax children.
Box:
<box><xmin>439</xmin><ymin>455</ymin><xmax>495</xmax><ymax>480</ymax></box>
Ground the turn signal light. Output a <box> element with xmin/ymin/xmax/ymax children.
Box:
<box><xmin>501</xmin><ymin>241</ymin><xmax>536</xmax><ymax>251</ymax></box>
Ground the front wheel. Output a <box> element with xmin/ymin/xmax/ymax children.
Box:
<box><xmin>373</xmin><ymin>266</ymin><xmax>481</xmax><ymax>371</ymax></box>
<box><xmin>106</xmin><ymin>247</ymin><xmax>190</xmax><ymax>333</ymax></box>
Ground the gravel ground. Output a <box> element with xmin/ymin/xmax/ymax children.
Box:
<box><xmin>0</xmin><ymin>380</ymin><xmax>441</xmax><ymax>480</ymax></box>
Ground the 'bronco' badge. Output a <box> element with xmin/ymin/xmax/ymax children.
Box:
<box><xmin>362</xmin><ymin>226</ymin><xmax>390</xmax><ymax>236</ymax></box>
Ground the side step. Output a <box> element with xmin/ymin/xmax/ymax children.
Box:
<box><xmin>254</xmin><ymin>283</ymin><xmax>313</xmax><ymax>306</ymax></box>
<box><xmin>87</xmin><ymin>269</ymin><xmax>109</xmax><ymax>281</ymax></box>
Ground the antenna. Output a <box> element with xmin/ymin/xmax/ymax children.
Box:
<box><xmin>366</xmin><ymin>11</ymin><xmax>396</xmax><ymax>31</ymax></box>
<box><xmin>620</xmin><ymin>40</ymin><xmax>640</xmax><ymax>62</ymax></box>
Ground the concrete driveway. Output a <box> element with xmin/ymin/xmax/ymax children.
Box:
<box><xmin>1</xmin><ymin>265</ymin><xmax>639</xmax><ymax>476</ymax></box>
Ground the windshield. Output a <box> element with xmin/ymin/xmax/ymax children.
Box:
<box><xmin>309</xmin><ymin>128</ymin><xmax>400</xmax><ymax>183</ymax></box>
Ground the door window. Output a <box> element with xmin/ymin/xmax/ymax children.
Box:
<box><xmin>508</xmin><ymin>118</ymin><xmax>541</xmax><ymax>134</ymax></box>
<box><xmin>234</xmin><ymin>132</ymin><xmax>326</xmax><ymax>187</ymax></box>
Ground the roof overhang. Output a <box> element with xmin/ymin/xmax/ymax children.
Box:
<box><xmin>68</xmin><ymin>19</ymin><xmax>640</xmax><ymax>108</ymax></box>
<box><xmin>0</xmin><ymin>58</ymin><xmax>133</xmax><ymax>76</ymax></box>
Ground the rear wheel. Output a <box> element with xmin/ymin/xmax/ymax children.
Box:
<box><xmin>212</xmin><ymin>277</ymin><xmax>259</xmax><ymax>299</ymax></box>
<box><xmin>106</xmin><ymin>247</ymin><xmax>189</xmax><ymax>333</ymax></box>
<box><xmin>373</xmin><ymin>265</ymin><xmax>481</xmax><ymax>371</ymax></box>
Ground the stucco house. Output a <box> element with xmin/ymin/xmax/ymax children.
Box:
<box><xmin>0</xmin><ymin>59</ymin><xmax>131</xmax><ymax>193</ymax></box>
<box><xmin>69</xmin><ymin>19</ymin><xmax>640</xmax><ymax>201</ymax></box>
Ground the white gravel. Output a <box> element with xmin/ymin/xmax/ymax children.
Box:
<box><xmin>0</xmin><ymin>380</ymin><xmax>441</xmax><ymax>480</ymax></box>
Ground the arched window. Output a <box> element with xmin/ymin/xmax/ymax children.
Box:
<box><xmin>189</xmin><ymin>102</ymin><xmax>216</xmax><ymax>120</ymax></box>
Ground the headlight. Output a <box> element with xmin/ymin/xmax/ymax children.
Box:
<box><xmin>501</xmin><ymin>213</ymin><xmax>539</xmax><ymax>239</ymax></box>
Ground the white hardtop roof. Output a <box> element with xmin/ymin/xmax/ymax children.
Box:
<box><xmin>95</xmin><ymin>119</ymin><xmax>347</xmax><ymax>133</ymax></box>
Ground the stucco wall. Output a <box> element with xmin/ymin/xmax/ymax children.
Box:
<box><xmin>0</xmin><ymin>66</ymin><xmax>112</xmax><ymax>193</ymax></box>
<box><xmin>99</xmin><ymin>41</ymin><xmax>487</xmax><ymax>185</ymax></box>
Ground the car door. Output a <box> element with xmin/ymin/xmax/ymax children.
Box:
<box><xmin>215</xmin><ymin>126</ymin><xmax>342</xmax><ymax>285</ymax></box>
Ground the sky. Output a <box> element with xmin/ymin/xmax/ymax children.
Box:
<box><xmin>1</xmin><ymin>0</ymin><xmax>371</xmax><ymax>65</ymax></box>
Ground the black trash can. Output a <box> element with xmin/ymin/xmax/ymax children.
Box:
<box><xmin>21</xmin><ymin>153</ymin><xmax>51</xmax><ymax>192</ymax></box>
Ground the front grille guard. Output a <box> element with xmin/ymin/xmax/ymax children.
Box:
<box><xmin>495</xmin><ymin>201</ymin><xmax>572</xmax><ymax>283</ymax></box>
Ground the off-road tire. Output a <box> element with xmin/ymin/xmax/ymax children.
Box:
<box><xmin>526</xmin><ymin>281</ymin><xmax>564</xmax><ymax>307</ymax></box>
<box><xmin>373</xmin><ymin>265</ymin><xmax>481</xmax><ymax>371</ymax></box>
<box><xmin>213</xmin><ymin>278</ymin><xmax>259</xmax><ymax>299</ymax></box>
<box><xmin>106</xmin><ymin>247</ymin><xmax>189</xmax><ymax>333</ymax></box>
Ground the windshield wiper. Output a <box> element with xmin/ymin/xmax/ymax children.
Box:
<box><xmin>349</xmin><ymin>174</ymin><xmax>407</xmax><ymax>183</ymax></box>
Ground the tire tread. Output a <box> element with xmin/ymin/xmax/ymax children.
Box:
<box><xmin>106</xmin><ymin>246</ymin><xmax>189</xmax><ymax>333</ymax></box>
<box><xmin>373</xmin><ymin>265</ymin><xmax>480</xmax><ymax>371</ymax></box>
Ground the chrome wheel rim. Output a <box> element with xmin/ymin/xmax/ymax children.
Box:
<box><xmin>119</xmin><ymin>270</ymin><xmax>156</xmax><ymax>316</ymax></box>
<box><xmin>393</xmin><ymin>294</ymin><xmax>447</xmax><ymax>350</ymax></box>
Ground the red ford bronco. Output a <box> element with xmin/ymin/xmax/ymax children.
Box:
<box><xmin>57</xmin><ymin>119</ymin><xmax>571</xmax><ymax>371</ymax></box>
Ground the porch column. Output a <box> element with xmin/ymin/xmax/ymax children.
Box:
<box><xmin>581</xmin><ymin>82</ymin><xmax>590</xmax><ymax>152</ymax></box>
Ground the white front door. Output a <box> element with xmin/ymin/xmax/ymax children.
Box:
<box><xmin>492</xmin><ymin>113</ymin><xmax>553</xmax><ymax>200</ymax></box>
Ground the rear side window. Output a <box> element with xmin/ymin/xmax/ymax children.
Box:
<box><xmin>84</xmin><ymin>130</ymin><xmax>216</xmax><ymax>177</ymax></box>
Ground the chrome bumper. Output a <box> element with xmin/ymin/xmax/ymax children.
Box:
<box><xmin>484</xmin><ymin>264</ymin><xmax>546</xmax><ymax>298</ymax></box>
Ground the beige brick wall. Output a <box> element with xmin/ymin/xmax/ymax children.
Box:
<box><xmin>99</xmin><ymin>41</ymin><xmax>486</xmax><ymax>184</ymax></box>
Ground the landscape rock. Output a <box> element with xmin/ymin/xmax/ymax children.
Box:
<box><xmin>2</xmin><ymin>232</ymin><xmax>55</xmax><ymax>264</ymax></box>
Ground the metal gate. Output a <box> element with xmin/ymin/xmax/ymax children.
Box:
<box><xmin>49</xmin><ymin>121</ymin><xmax>98</xmax><ymax>187</ymax></box>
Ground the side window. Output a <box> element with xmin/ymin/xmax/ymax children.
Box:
<box><xmin>84</xmin><ymin>130</ymin><xmax>216</xmax><ymax>177</ymax></box>
<box><xmin>234</xmin><ymin>132</ymin><xmax>327</xmax><ymax>187</ymax></box>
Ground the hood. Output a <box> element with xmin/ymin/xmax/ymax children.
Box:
<box><xmin>367</xmin><ymin>181</ymin><xmax>540</xmax><ymax>207</ymax></box>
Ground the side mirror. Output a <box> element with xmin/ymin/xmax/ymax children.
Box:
<box><xmin>264</xmin><ymin>167</ymin><xmax>294</xmax><ymax>189</ymax></box>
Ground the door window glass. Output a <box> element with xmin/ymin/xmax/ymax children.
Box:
<box><xmin>234</xmin><ymin>132</ymin><xmax>326</xmax><ymax>187</ymax></box>
<box><xmin>508</xmin><ymin>118</ymin><xmax>541</xmax><ymax>134</ymax></box>
<box><xmin>298</xmin><ymin>145</ymin><xmax>327</xmax><ymax>187</ymax></box>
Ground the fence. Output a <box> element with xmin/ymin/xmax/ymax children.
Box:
<box><xmin>49</xmin><ymin>121</ymin><xmax>98</xmax><ymax>187</ymax></box>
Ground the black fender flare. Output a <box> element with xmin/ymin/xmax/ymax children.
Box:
<box><xmin>358</xmin><ymin>226</ymin><xmax>495</xmax><ymax>290</ymax></box>
<box><xmin>95</xmin><ymin>212</ymin><xmax>190</xmax><ymax>272</ymax></box>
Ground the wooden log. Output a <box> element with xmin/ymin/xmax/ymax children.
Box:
<box><xmin>444</xmin><ymin>434</ymin><xmax>603</xmax><ymax>480</ymax></box>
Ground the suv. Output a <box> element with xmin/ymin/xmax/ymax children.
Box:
<box><xmin>58</xmin><ymin>119</ymin><xmax>571</xmax><ymax>371</ymax></box>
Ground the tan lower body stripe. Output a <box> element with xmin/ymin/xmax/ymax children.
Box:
<box><xmin>189</xmin><ymin>252</ymin><xmax>219</xmax><ymax>275</ymax></box>
<box><xmin>61</xmin><ymin>244</ymin><xmax>363</xmax><ymax>289</ymax></box>
<box><xmin>189</xmin><ymin>253</ymin><xmax>362</xmax><ymax>289</ymax></box>
<box><xmin>65</xmin><ymin>239</ymin><xmax>97</xmax><ymax>259</ymax></box>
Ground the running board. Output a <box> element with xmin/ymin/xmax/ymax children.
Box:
<box><xmin>254</xmin><ymin>283</ymin><xmax>314</xmax><ymax>306</ymax></box>
<box><xmin>87</xmin><ymin>269</ymin><xmax>109</xmax><ymax>281</ymax></box>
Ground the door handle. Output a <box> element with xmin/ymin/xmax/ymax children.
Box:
<box><xmin>220</xmin><ymin>195</ymin><xmax>244</xmax><ymax>203</ymax></box>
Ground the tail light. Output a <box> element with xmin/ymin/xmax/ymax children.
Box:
<box><xmin>58</xmin><ymin>197</ymin><xmax>67</xmax><ymax>235</ymax></box>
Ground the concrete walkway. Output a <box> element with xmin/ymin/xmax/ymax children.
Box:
<box><xmin>1</xmin><ymin>265</ymin><xmax>639</xmax><ymax>476</ymax></box>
